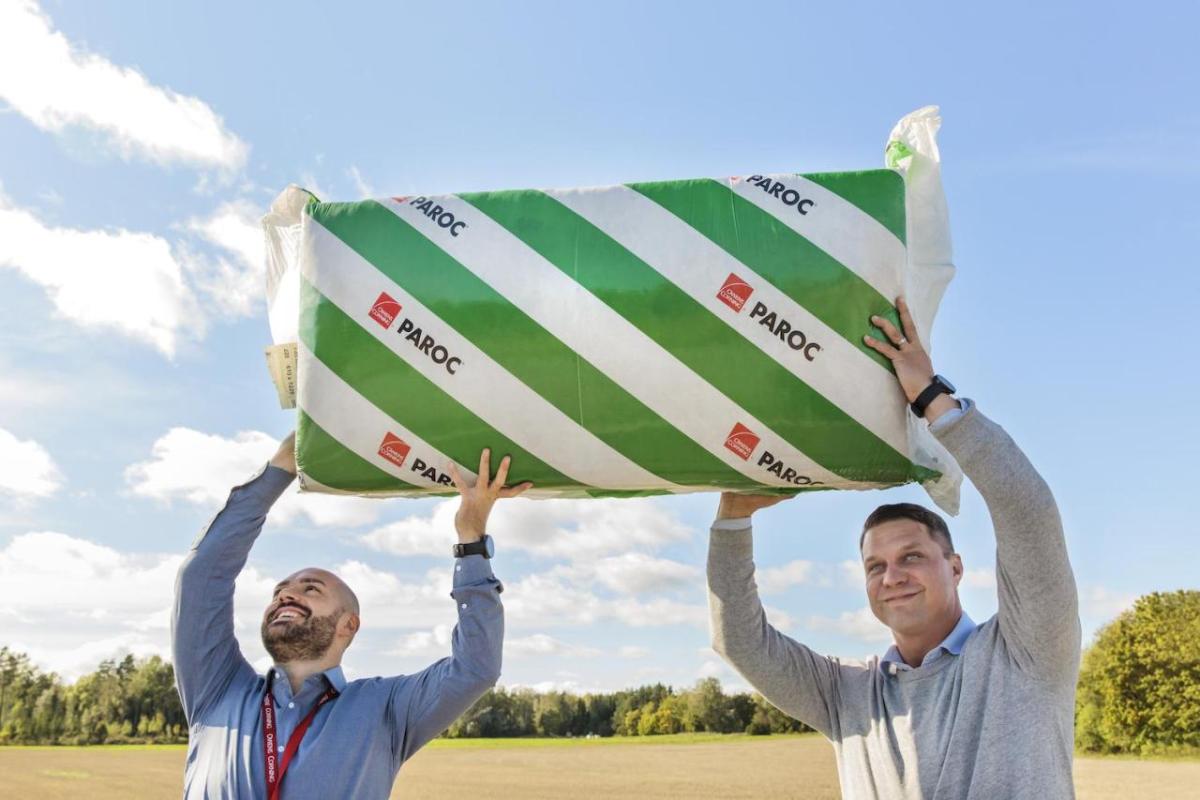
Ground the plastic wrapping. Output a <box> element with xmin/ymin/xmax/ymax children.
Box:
<box><xmin>263</xmin><ymin>107</ymin><xmax>961</xmax><ymax>512</ymax></box>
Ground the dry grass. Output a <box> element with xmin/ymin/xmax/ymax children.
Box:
<box><xmin>1</xmin><ymin>735</ymin><xmax>1198</xmax><ymax>799</ymax></box>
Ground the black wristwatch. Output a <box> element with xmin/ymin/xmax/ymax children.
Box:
<box><xmin>910</xmin><ymin>375</ymin><xmax>956</xmax><ymax>418</ymax></box>
<box><xmin>453</xmin><ymin>534</ymin><xmax>494</xmax><ymax>559</ymax></box>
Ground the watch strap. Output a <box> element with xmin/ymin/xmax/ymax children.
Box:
<box><xmin>453</xmin><ymin>535</ymin><xmax>491</xmax><ymax>559</ymax></box>
<box><xmin>911</xmin><ymin>377</ymin><xmax>953</xmax><ymax>418</ymax></box>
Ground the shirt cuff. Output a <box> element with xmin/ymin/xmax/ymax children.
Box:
<box><xmin>231</xmin><ymin>463</ymin><xmax>296</xmax><ymax>500</ymax></box>
<box><xmin>711</xmin><ymin>517</ymin><xmax>752</xmax><ymax>531</ymax></box>
<box><xmin>928</xmin><ymin>397</ymin><xmax>973</xmax><ymax>434</ymax></box>
<box><xmin>453</xmin><ymin>554</ymin><xmax>501</xmax><ymax>592</ymax></box>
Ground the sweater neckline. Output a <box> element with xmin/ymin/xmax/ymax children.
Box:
<box><xmin>888</xmin><ymin>651</ymin><xmax>958</xmax><ymax>683</ymax></box>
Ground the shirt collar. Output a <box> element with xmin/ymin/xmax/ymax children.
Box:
<box><xmin>880</xmin><ymin>612</ymin><xmax>976</xmax><ymax>674</ymax></box>
<box><xmin>268</xmin><ymin>664</ymin><xmax>347</xmax><ymax>700</ymax></box>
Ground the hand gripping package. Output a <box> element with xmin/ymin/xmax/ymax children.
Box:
<box><xmin>263</xmin><ymin>107</ymin><xmax>963</xmax><ymax>512</ymax></box>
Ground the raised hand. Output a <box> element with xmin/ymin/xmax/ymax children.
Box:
<box><xmin>715</xmin><ymin>491</ymin><xmax>792</xmax><ymax>521</ymax></box>
<box><xmin>864</xmin><ymin>297</ymin><xmax>936</xmax><ymax>403</ymax></box>
<box><xmin>269</xmin><ymin>432</ymin><xmax>297</xmax><ymax>475</ymax></box>
<box><xmin>448</xmin><ymin>449</ymin><xmax>533</xmax><ymax>543</ymax></box>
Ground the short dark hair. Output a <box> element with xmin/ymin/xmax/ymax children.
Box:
<box><xmin>859</xmin><ymin>503</ymin><xmax>954</xmax><ymax>554</ymax></box>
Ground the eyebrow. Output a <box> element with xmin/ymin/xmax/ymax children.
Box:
<box><xmin>273</xmin><ymin>577</ymin><xmax>327</xmax><ymax>593</ymax></box>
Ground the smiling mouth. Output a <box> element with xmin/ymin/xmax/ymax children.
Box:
<box><xmin>884</xmin><ymin>591</ymin><xmax>922</xmax><ymax>604</ymax></box>
<box><xmin>270</xmin><ymin>605</ymin><xmax>309</xmax><ymax>624</ymax></box>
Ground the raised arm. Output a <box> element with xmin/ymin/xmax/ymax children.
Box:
<box><xmin>389</xmin><ymin>449</ymin><xmax>531</xmax><ymax>762</ymax></box>
<box><xmin>934</xmin><ymin>407</ymin><xmax>1079</xmax><ymax>679</ymax></box>
<box><xmin>171</xmin><ymin>434</ymin><xmax>296</xmax><ymax>722</ymax></box>
<box><xmin>866</xmin><ymin>298</ymin><xmax>1079</xmax><ymax>681</ymax></box>
<box><xmin>707</xmin><ymin>494</ymin><xmax>847</xmax><ymax>738</ymax></box>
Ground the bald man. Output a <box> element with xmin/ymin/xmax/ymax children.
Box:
<box><xmin>172</xmin><ymin>434</ymin><xmax>530</xmax><ymax>799</ymax></box>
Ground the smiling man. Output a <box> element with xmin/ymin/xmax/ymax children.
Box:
<box><xmin>707</xmin><ymin>298</ymin><xmax>1080</xmax><ymax>800</ymax></box>
<box><xmin>172</xmin><ymin>438</ymin><xmax>530</xmax><ymax>800</ymax></box>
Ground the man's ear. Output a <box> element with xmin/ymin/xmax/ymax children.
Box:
<box><xmin>340</xmin><ymin>612</ymin><xmax>361</xmax><ymax>638</ymax></box>
<box><xmin>950</xmin><ymin>553</ymin><xmax>963</xmax><ymax>584</ymax></box>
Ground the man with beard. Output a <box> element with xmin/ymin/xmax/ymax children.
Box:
<box><xmin>707</xmin><ymin>298</ymin><xmax>1080</xmax><ymax>799</ymax></box>
<box><xmin>172</xmin><ymin>436</ymin><xmax>530</xmax><ymax>799</ymax></box>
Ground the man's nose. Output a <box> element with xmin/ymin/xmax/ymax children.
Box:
<box><xmin>881</xmin><ymin>563</ymin><xmax>908</xmax><ymax>586</ymax></box>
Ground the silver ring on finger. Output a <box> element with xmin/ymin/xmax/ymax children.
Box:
<box><xmin>897</xmin><ymin>336</ymin><xmax>908</xmax><ymax>346</ymax></box>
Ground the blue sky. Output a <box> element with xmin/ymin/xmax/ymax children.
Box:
<box><xmin>1</xmin><ymin>0</ymin><xmax>1196</xmax><ymax>691</ymax></box>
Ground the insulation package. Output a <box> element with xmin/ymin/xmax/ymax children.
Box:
<box><xmin>264</xmin><ymin>106</ymin><xmax>962</xmax><ymax>512</ymax></box>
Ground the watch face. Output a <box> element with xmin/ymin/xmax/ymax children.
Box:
<box><xmin>935</xmin><ymin>374</ymin><xmax>956</xmax><ymax>394</ymax></box>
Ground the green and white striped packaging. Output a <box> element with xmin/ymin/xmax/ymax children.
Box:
<box><xmin>264</xmin><ymin>107</ymin><xmax>962</xmax><ymax>512</ymax></box>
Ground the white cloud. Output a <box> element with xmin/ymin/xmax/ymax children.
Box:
<box><xmin>347</xmin><ymin>166</ymin><xmax>375</xmax><ymax>199</ymax></box>
<box><xmin>595</xmin><ymin>553</ymin><xmax>699</xmax><ymax>594</ymax></box>
<box><xmin>0</xmin><ymin>200</ymin><xmax>199</xmax><ymax>357</ymax></box>
<box><xmin>617</xmin><ymin>645</ymin><xmax>648</xmax><ymax>659</ymax></box>
<box><xmin>382</xmin><ymin>624</ymin><xmax>598</xmax><ymax>661</ymax></box>
<box><xmin>364</xmin><ymin>497</ymin><xmax>694</xmax><ymax>562</ymax></box>
<box><xmin>491</xmin><ymin>498</ymin><xmax>693</xmax><ymax>560</ymax></box>
<box><xmin>0</xmin><ymin>530</ymin><xmax>275</xmax><ymax>678</ymax></box>
<box><xmin>300</xmin><ymin>172</ymin><xmax>332</xmax><ymax>203</ymax></box>
<box><xmin>506</xmin><ymin>634</ymin><xmax>601</xmax><ymax>659</ymax></box>
<box><xmin>503</xmin><ymin>570</ymin><xmax>707</xmax><ymax>630</ymax></box>
<box><xmin>361</xmin><ymin>502</ymin><xmax>457</xmax><ymax>557</ymax></box>
<box><xmin>183</xmin><ymin>200</ymin><xmax>265</xmax><ymax>317</ymax></box>
<box><xmin>0</xmin><ymin>0</ymin><xmax>247</xmax><ymax>170</ymax></box>
<box><xmin>1080</xmin><ymin>585</ymin><xmax>1138</xmax><ymax>625</ymax></box>
<box><xmin>962</xmin><ymin>567</ymin><xmax>996</xmax><ymax>589</ymax></box>
<box><xmin>806</xmin><ymin>606</ymin><xmax>893</xmax><ymax>645</ymax></box>
<box><xmin>762</xmin><ymin>605</ymin><xmax>794</xmax><ymax>631</ymax></box>
<box><xmin>388</xmin><ymin>624</ymin><xmax>453</xmax><ymax>657</ymax></box>
<box><xmin>0</xmin><ymin>426</ymin><xmax>62</xmax><ymax>498</ymax></box>
<box><xmin>757</xmin><ymin>559</ymin><xmax>816</xmax><ymax>594</ymax></box>
<box><xmin>125</xmin><ymin>427</ymin><xmax>380</xmax><ymax>528</ymax></box>
<box><xmin>360</xmin><ymin>494</ymin><xmax>691</xmax><ymax>563</ymax></box>
<box><xmin>506</xmin><ymin>679</ymin><xmax>602</xmax><ymax>695</ymax></box>
<box><xmin>333</xmin><ymin>561</ymin><xmax>453</xmax><ymax>630</ymax></box>
<box><xmin>840</xmin><ymin>559</ymin><xmax>864</xmax><ymax>587</ymax></box>
<box><xmin>571</xmin><ymin>553</ymin><xmax>700</xmax><ymax>595</ymax></box>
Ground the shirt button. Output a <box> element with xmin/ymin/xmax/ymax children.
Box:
<box><xmin>278</xmin><ymin>745</ymin><xmax>285</xmax><ymax>753</ymax></box>
<box><xmin>455</xmin><ymin>565</ymin><xmax>461</xmax><ymax>572</ymax></box>
<box><xmin>460</xmin><ymin>602</ymin><xmax>468</xmax><ymax>610</ymax></box>
<box><xmin>288</xmin><ymin>702</ymin><xmax>295</xmax><ymax>709</ymax></box>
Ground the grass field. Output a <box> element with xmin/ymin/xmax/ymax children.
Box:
<box><xmin>2</xmin><ymin>735</ymin><xmax>1198</xmax><ymax>799</ymax></box>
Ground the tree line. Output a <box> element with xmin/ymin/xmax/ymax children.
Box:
<box><xmin>443</xmin><ymin>677</ymin><xmax>810</xmax><ymax>738</ymax></box>
<box><xmin>3</xmin><ymin>590</ymin><xmax>1197</xmax><ymax>750</ymax></box>
<box><xmin>0</xmin><ymin>650</ymin><xmax>186</xmax><ymax>745</ymax></box>
<box><xmin>0</xmin><ymin>646</ymin><xmax>804</xmax><ymax>745</ymax></box>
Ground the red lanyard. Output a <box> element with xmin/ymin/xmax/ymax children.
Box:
<box><xmin>261</xmin><ymin>671</ymin><xmax>338</xmax><ymax>800</ymax></box>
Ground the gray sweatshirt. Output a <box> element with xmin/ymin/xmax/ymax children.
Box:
<box><xmin>707</xmin><ymin>404</ymin><xmax>1080</xmax><ymax>799</ymax></box>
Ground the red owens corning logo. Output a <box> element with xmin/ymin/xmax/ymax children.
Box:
<box><xmin>724</xmin><ymin>423</ymin><xmax>759</xmax><ymax>461</ymax></box>
<box><xmin>369</xmin><ymin>292</ymin><xmax>401</xmax><ymax>328</ymax></box>
<box><xmin>378</xmin><ymin>432</ymin><xmax>411</xmax><ymax>468</ymax></box>
<box><xmin>392</xmin><ymin>196</ymin><xmax>409</xmax><ymax>203</ymax></box>
<box><xmin>717</xmin><ymin>273</ymin><xmax>754</xmax><ymax>313</ymax></box>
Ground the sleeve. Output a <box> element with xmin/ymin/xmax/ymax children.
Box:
<box><xmin>171</xmin><ymin>465</ymin><xmax>295</xmax><ymax>722</ymax></box>
<box><xmin>388</xmin><ymin>555</ymin><xmax>503</xmax><ymax>763</ymax></box>
<box><xmin>707</xmin><ymin>525</ymin><xmax>846</xmax><ymax>738</ymax></box>
<box><xmin>933</xmin><ymin>402</ymin><xmax>1081</xmax><ymax>682</ymax></box>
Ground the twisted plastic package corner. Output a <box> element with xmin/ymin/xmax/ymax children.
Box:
<box><xmin>888</xmin><ymin>106</ymin><xmax>962</xmax><ymax>515</ymax></box>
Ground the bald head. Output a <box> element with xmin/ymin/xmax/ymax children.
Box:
<box><xmin>277</xmin><ymin>568</ymin><xmax>359</xmax><ymax>615</ymax></box>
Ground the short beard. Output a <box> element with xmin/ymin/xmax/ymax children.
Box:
<box><xmin>261</xmin><ymin>611</ymin><xmax>339</xmax><ymax>663</ymax></box>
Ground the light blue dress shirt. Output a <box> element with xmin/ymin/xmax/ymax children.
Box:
<box><xmin>171</xmin><ymin>465</ymin><xmax>503</xmax><ymax>799</ymax></box>
<box><xmin>880</xmin><ymin>611</ymin><xmax>979</xmax><ymax>674</ymax></box>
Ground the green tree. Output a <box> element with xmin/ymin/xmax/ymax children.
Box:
<box><xmin>1075</xmin><ymin>590</ymin><xmax>1200</xmax><ymax>754</ymax></box>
